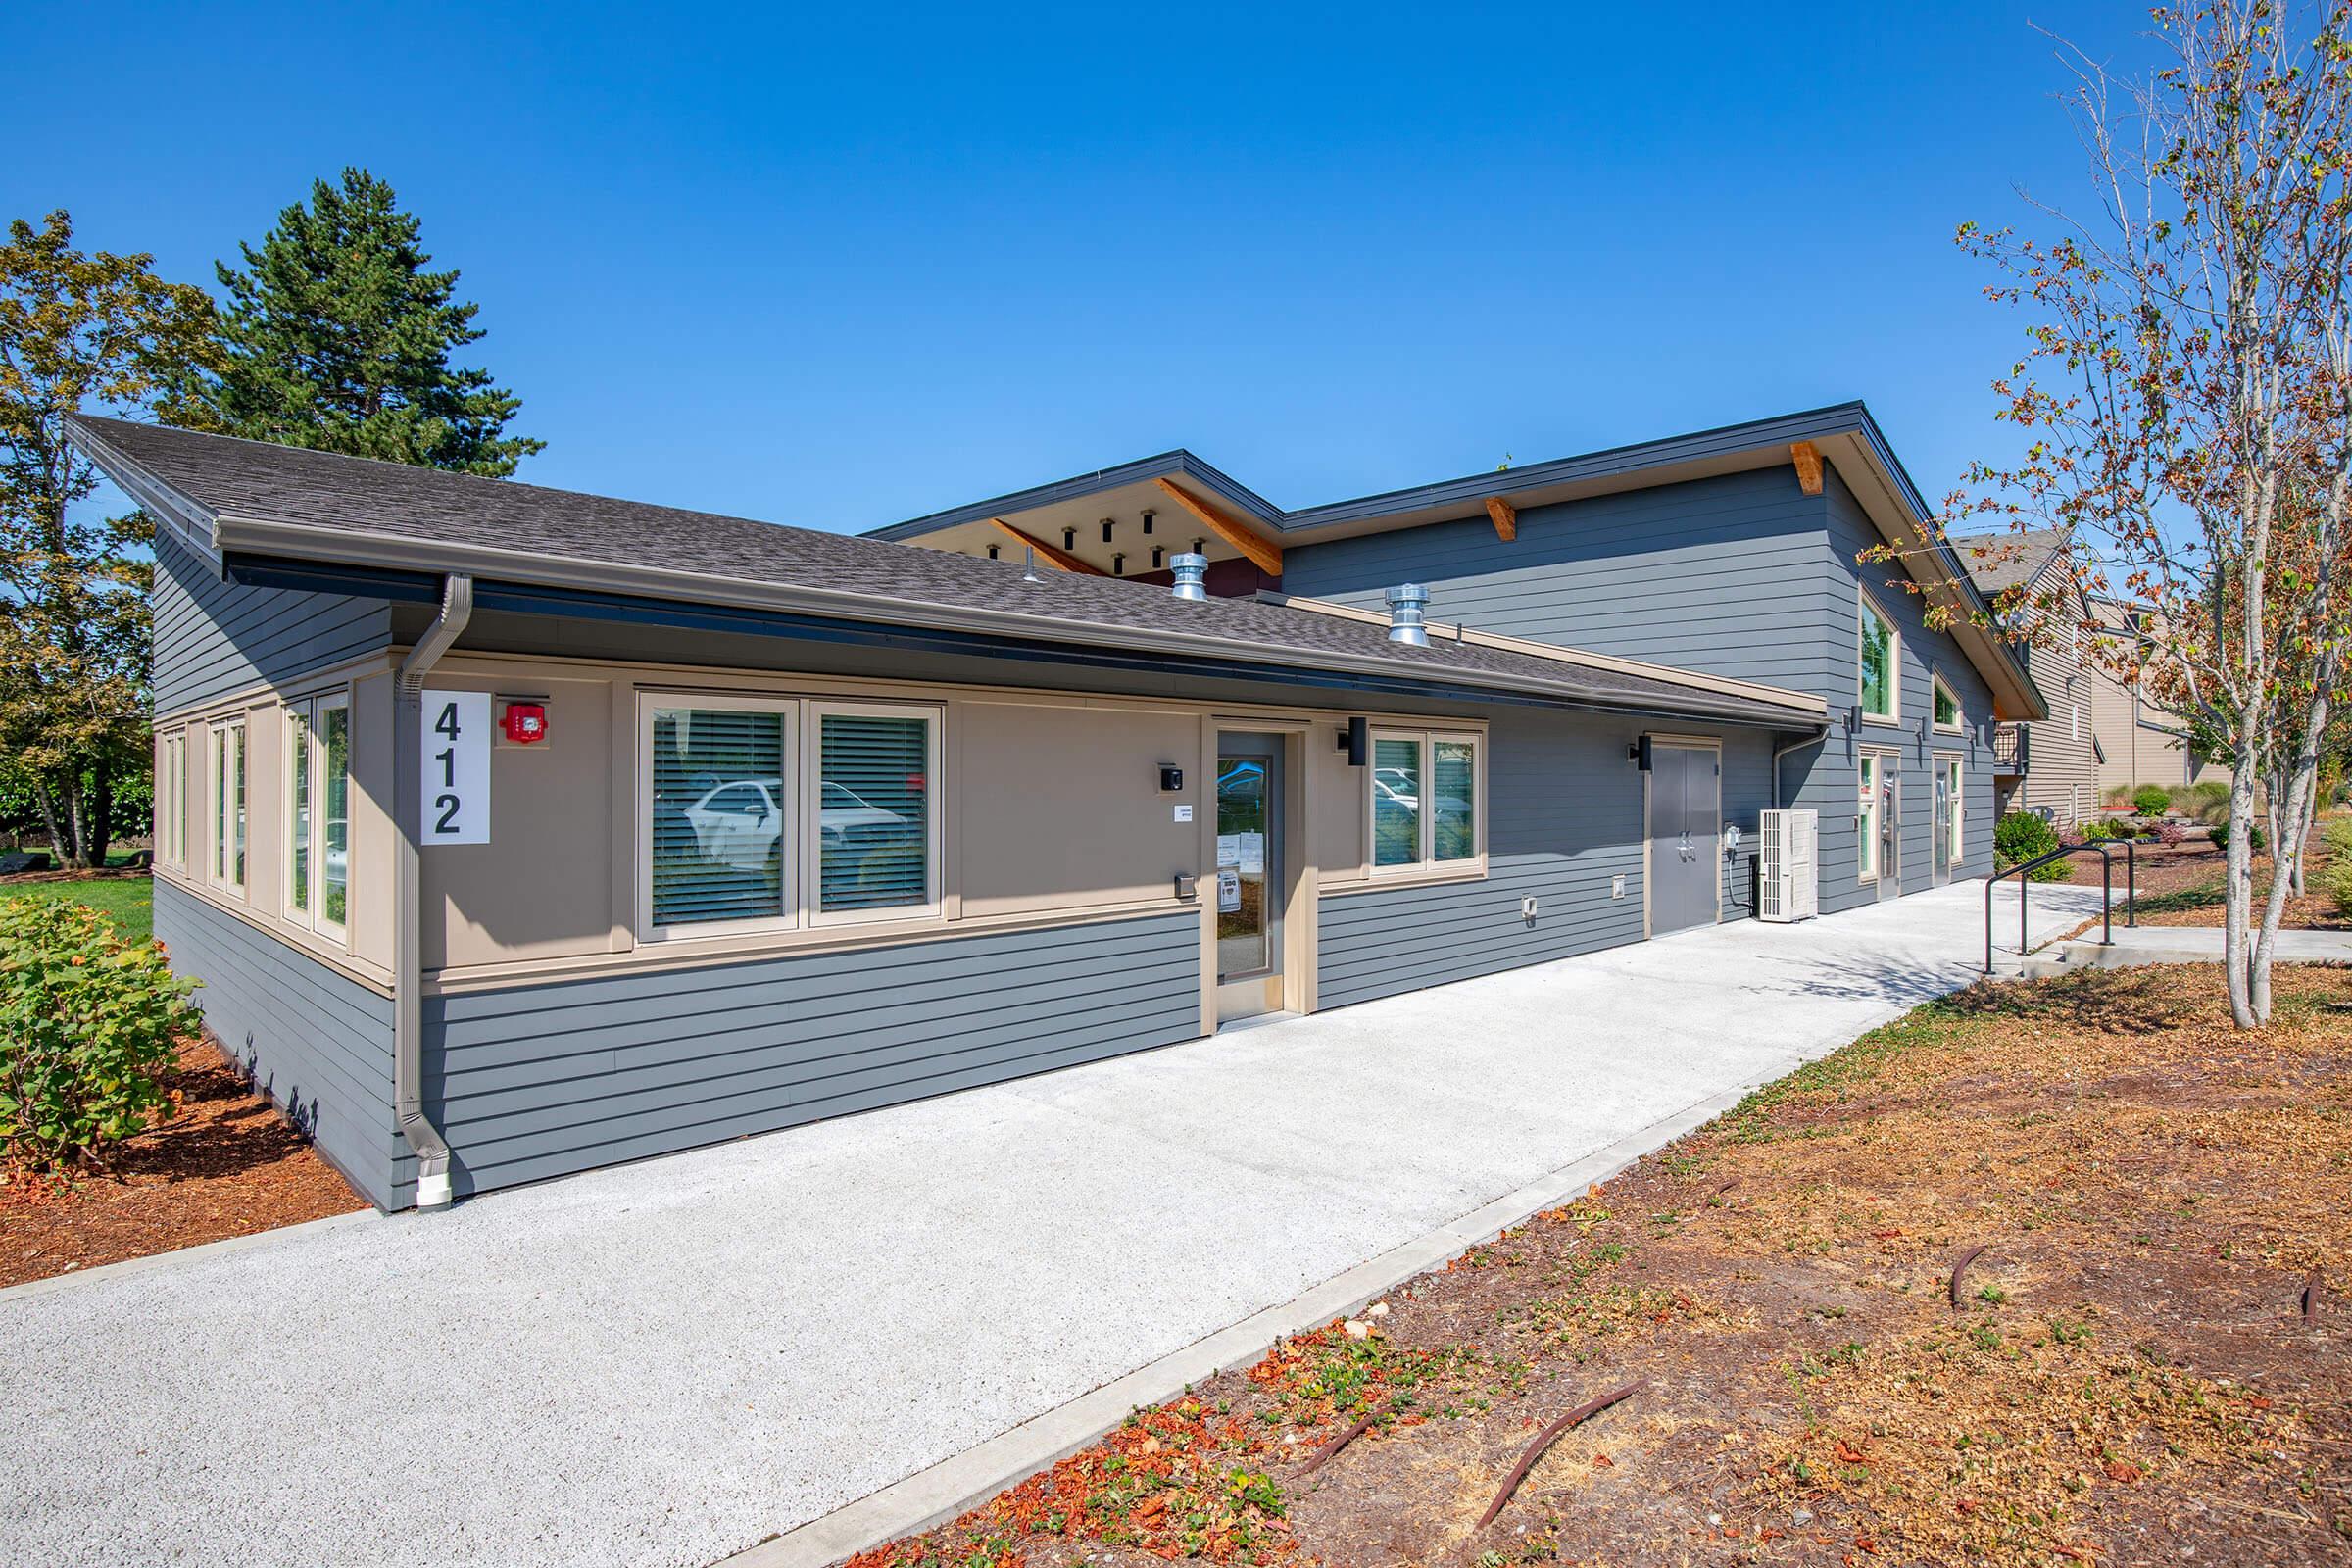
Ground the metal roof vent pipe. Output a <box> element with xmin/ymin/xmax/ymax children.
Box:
<box><xmin>1170</xmin><ymin>552</ymin><xmax>1209</xmax><ymax>601</ymax></box>
<box><xmin>1386</xmin><ymin>582</ymin><xmax>1431</xmax><ymax>645</ymax></box>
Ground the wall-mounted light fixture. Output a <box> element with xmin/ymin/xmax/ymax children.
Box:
<box><xmin>1112</xmin><ymin>552</ymin><xmax>1126</xmax><ymax>575</ymax></box>
<box><xmin>986</xmin><ymin>544</ymin><xmax>1001</xmax><ymax>560</ymax></box>
<box><xmin>1142</xmin><ymin>509</ymin><xmax>1156</xmax><ymax>535</ymax></box>
<box><xmin>1151</xmin><ymin>546</ymin><xmax>1164</xmax><ymax>569</ymax></box>
<box><xmin>1063</xmin><ymin>527</ymin><xmax>1077</xmax><ymax>551</ymax></box>
<box><xmin>1102</xmin><ymin>517</ymin><xmax>1115</xmax><ymax>544</ymax></box>
<box><xmin>1630</xmin><ymin>736</ymin><xmax>1654</xmax><ymax>771</ymax></box>
<box><xmin>1336</xmin><ymin>715</ymin><xmax>1369</xmax><ymax>766</ymax></box>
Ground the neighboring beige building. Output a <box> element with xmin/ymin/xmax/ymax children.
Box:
<box><xmin>2085</xmin><ymin>598</ymin><xmax>2234</xmax><ymax>797</ymax></box>
<box><xmin>1955</xmin><ymin>531</ymin><xmax>2101</xmax><ymax>824</ymax></box>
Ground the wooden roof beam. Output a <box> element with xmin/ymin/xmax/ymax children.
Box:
<box><xmin>986</xmin><ymin>516</ymin><xmax>1105</xmax><ymax>574</ymax></box>
<box><xmin>1152</xmin><ymin>477</ymin><xmax>1283</xmax><ymax>576</ymax></box>
<box><xmin>1789</xmin><ymin>441</ymin><xmax>1825</xmax><ymax>496</ymax></box>
<box><xmin>1486</xmin><ymin>495</ymin><xmax>1518</xmax><ymax>542</ymax></box>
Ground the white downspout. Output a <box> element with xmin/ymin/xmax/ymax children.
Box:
<box><xmin>393</xmin><ymin>574</ymin><xmax>473</xmax><ymax>1209</ymax></box>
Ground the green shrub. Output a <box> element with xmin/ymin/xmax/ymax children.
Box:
<box><xmin>2132</xmin><ymin>784</ymin><xmax>2173</xmax><ymax>816</ymax></box>
<box><xmin>1993</xmin><ymin>811</ymin><xmax>2073</xmax><ymax>881</ymax></box>
<box><xmin>0</xmin><ymin>901</ymin><xmax>199</xmax><ymax>1171</ymax></box>
<box><xmin>2328</xmin><ymin>859</ymin><xmax>2352</xmax><ymax>920</ymax></box>
<box><xmin>2320</xmin><ymin>814</ymin><xmax>2352</xmax><ymax>862</ymax></box>
<box><xmin>2076</xmin><ymin>818</ymin><xmax>2123</xmax><ymax>843</ymax></box>
<box><xmin>2209</xmin><ymin>820</ymin><xmax>2268</xmax><ymax>856</ymax></box>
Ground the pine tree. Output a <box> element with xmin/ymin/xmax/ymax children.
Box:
<box><xmin>196</xmin><ymin>169</ymin><xmax>543</xmax><ymax>476</ymax></box>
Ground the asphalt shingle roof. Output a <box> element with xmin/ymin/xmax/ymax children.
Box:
<box><xmin>1950</xmin><ymin>530</ymin><xmax>2068</xmax><ymax>596</ymax></box>
<box><xmin>71</xmin><ymin>415</ymin><xmax>1822</xmax><ymax>725</ymax></box>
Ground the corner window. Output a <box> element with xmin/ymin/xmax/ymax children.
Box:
<box><xmin>158</xmin><ymin>733</ymin><xmax>186</xmax><ymax>870</ymax></box>
<box><xmin>1859</xmin><ymin>591</ymin><xmax>1899</xmax><ymax>723</ymax></box>
<box><xmin>285</xmin><ymin>694</ymin><xmax>350</xmax><ymax>937</ymax></box>
<box><xmin>1370</xmin><ymin>729</ymin><xmax>1481</xmax><ymax>872</ymax></box>
<box><xmin>1932</xmin><ymin>675</ymin><xmax>1961</xmax><ymax>732</ymax></box>
<box><xmin>637</xmin><ymin>694</ymin><xmax>941</xmax><ymax>939</ymax></box>
<box><xmin>210</xmin><ymin>720</ymin><xmax>246</xmax><ymax>894</ymax></box>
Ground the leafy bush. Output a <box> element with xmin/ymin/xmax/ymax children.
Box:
<box><xmin>2132</xmin><ymin>784</ymin><xmax>2173</xmax><ymax>816</ymax></box>
<box><xmin>2209</xmin><ymin>820</ymin><xmax>2268</xmax><ymax>856</ymax></box>
<box><xmin>2320</xmin><ymin>814</ymin><xmax>2352</xmax><ymax>862</ymax></box>
<box><xmin>1993</xmin><ymin>811</ymin><xmax>2073</xmax><ymax>881</ymax></box>
<box><xmin>2328</xmin><ymin>859</ymin><xmax>2352</xmax><ymax>920</ymax></box>
<box><xmin>0</xmin><ymin>901</ymin><xmax>199</xmax><ymax>1170</ymax></box>
<box><xmin>2076</xmin><ymin>817</ymin><xmax>2124</xmax><ymax>843</ymax></box>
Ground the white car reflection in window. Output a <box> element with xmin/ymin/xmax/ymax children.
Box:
<box><xmin>682</xmin><ymin>778</ymin><xmax>912</xmax><ymax>869</ymax></box>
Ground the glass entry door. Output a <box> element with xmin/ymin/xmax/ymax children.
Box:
<box><xmin>1214</xmin><ymin>733</ymin><xmax>1285</xmax><ymax>1020</ymax></box>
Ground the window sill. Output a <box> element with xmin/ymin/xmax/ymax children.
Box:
<box><xmin>428</xmin><ymin>895</ymin><xmax>1196</xmax><ymax>995</ymax></box>
<box><xmin>1324</xmin><ymin>861</ymin><xmax>1490</xmax><ymax>897</ymax></box>
<box><xmin>1858</xmin><ymin>715</ymin><xmax>1905</xmax><ymax>730</ymax></box>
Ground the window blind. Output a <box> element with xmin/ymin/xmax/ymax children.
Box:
<box><xmin>819</xmin><ymin>713</ymin><xmax>930</xmax><ymax>912</ymax></box>
<box><xmin>650</xmin><ymin>708</ymin><xmax>786</xmax><ymax>926</ymax></box>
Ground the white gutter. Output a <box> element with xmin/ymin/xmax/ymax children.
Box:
<box><xmin>392</xmin><ymin>574</ymin><xmax>472</xmax><ymax>1209</ymax></box>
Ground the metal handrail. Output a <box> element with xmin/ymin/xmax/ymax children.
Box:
<box><xmin>1984</xmin><ymin>837</ymin><xmax>2136</xmax><ymax>974</ymax></box>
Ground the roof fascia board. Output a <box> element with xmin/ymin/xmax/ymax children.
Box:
<box><xmin>1273</xmin><ymin>403</ymin><xmax>1875</xmax><ymax>535</ymax></box>
<box><xmin>211</xmin><ymin>514</ymin><xmax>1809</xmax><ymax>728</ymax></box>
<box><xmin>63</xmin><ymin>416</ymin><xmax>221</xmax><ymax>564</ymax></box>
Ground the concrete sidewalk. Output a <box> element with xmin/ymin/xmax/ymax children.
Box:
<box><xmin>0</xmin><ymin>880</ymin><xmax>2104</xmax><ymax>1568</ymax></box>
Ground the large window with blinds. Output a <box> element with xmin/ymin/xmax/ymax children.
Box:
<box><xmin>637</xmin><ymin>694</ymin><xmax>939</xmax><ymax>939</ymax></box>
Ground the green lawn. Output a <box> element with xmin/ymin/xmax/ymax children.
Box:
<box><xmin>0</xmin><ymin>874</ymin><xmax>154</xmax><ymax>944</ymax></box>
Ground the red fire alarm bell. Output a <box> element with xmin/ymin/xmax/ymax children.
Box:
<box><xmin>502</xmin><ymin>703</ymin><xmax>548</xmax><ymax>745</ymax></box>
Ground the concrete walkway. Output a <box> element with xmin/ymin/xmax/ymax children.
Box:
<box><xmin>0</xmin><ymin>879</ymin><xmax>2104</xmax><ymax>1568</ymax></box>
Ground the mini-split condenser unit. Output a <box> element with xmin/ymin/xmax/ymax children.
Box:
<box><xmin>1759</xmin><ymin>808</ymin><xmax>1819</xmax><ymax>923</ymax></box>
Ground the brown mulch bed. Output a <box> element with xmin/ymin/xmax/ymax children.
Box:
<box><xmin>0</xmin><ymin>1036</ymin><xmax>367</xmax><ymax>1289</ymax></box>
<box><xmin>2052</xmin><ymin>835</ymin><xmax>2350</xmax><ymax>935</ymax></box>
<box><xmin>847</xmin><ymin>965</ymin><xmax>2352</xmax><ymax>1568</ymax></box>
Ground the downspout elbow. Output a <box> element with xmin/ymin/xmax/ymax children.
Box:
<box><xmin>394</xmin><ymin>574</ymin><xmax>473</xmax><ymax>1208</ymax></box>
<box><xmin>1771</xmin><ymin>725</ymin><xmax>1833</xmax><ymax>812</ymax></box>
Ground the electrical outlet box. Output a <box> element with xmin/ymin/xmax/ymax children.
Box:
<box><xmin>1611</xmin><ymin>874</ymin><xmax>1626</xmax><ymax>900</ymax></box>
<box><xmin>1521</xmin><ymin>895</ymin><xmax>1539</xmax><ymax>920</ymax></box>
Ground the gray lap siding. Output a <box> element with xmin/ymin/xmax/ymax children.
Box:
<box><xmin>153</xmin><ymin>533</ymin><xmax>392</xmax><ymax>714</ymax></box>
<box><xmin>423</xmin><ymin>910</ymin><xmax>1201</xmax><ymax>1200</ymax></box>
<box><xmin>155</xmin><ymin>879</ymin><xmax>408</xmax><ymax>1207</ymax></box>
<box><xmin>1318</xmin><ymin>710</ymin><xmax>1772</xmax><ymax>1010</ymax></box>
<box><xmin>1286</xmin><ymin>461</ymin><xmax>2002</xmax><ymax>910</ymax></box>
<box><xmin>1278</xmin><ymin>468</ymin><xmax>1838</xmax><ymax>692</ymax></box>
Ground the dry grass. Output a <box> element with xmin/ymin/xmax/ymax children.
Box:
<box><xmin>846</xmin><ymin>965</ymin><xmax>2352</xmax><ymax>1567</ymax></box>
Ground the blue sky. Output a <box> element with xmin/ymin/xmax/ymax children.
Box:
<box><xmin>19</xmin><ymin>1</ymin><xmax>2148</xmax><ymax>533</ymax></box>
